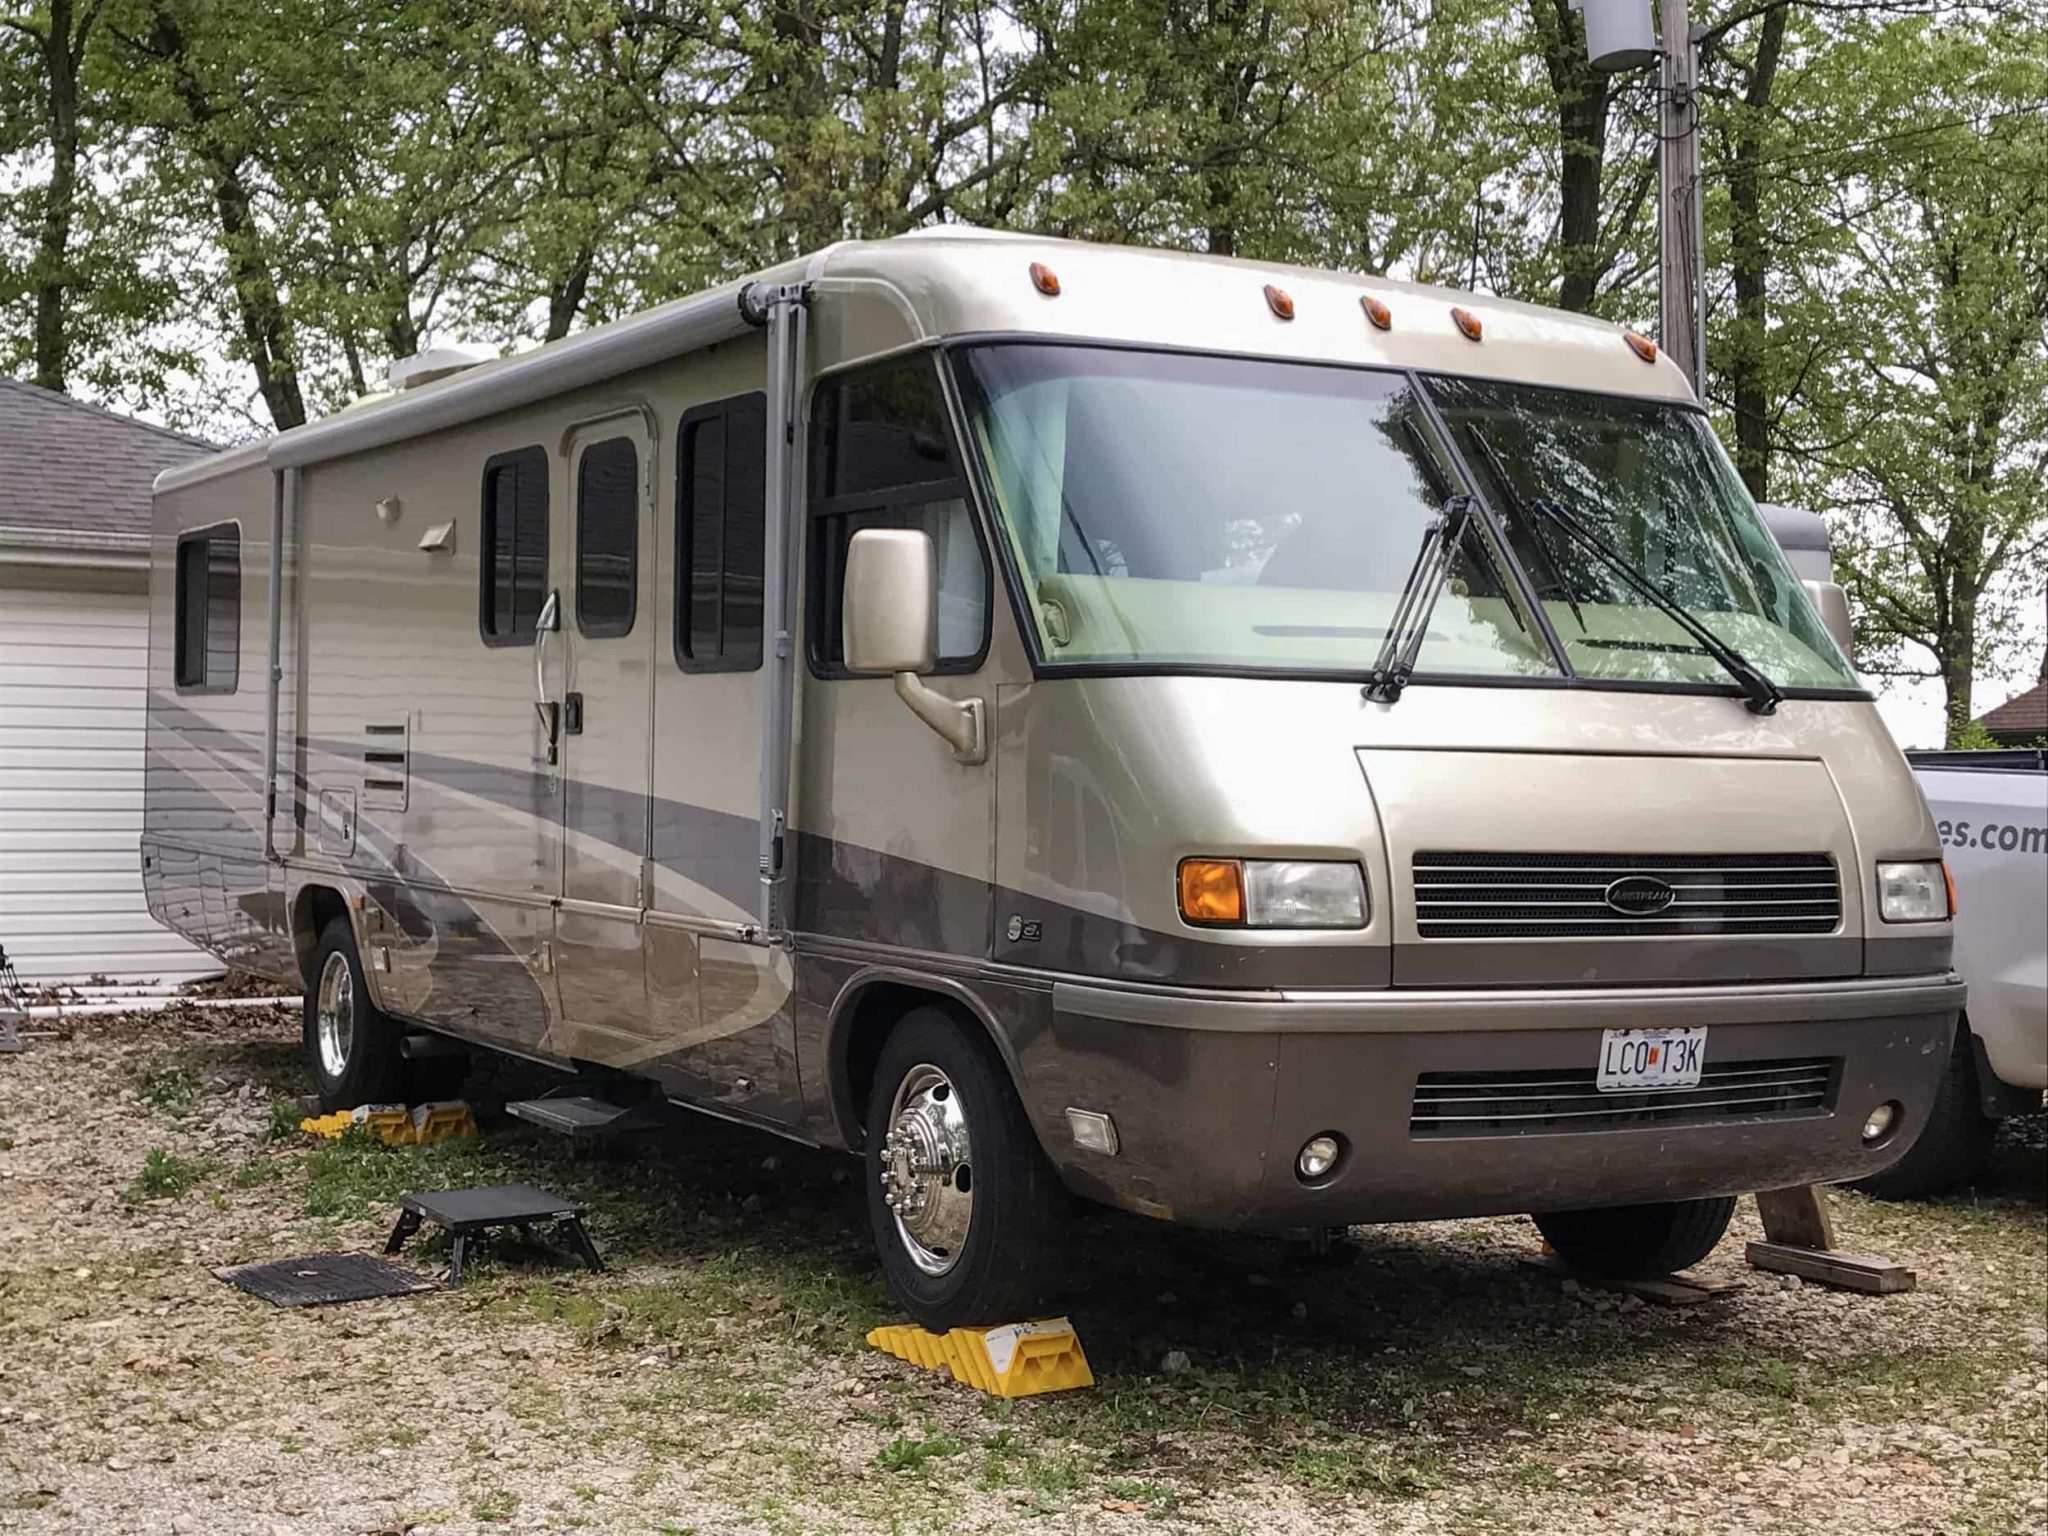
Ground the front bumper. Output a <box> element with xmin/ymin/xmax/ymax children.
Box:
<box><xmin>1025</xmin><ymin>973</ymin><xmax>1964</xmax><ymax>1227</ymax></box>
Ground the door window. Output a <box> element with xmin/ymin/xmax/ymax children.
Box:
<box><xmin>807</xmin><ymin>355</ymin><xmax>989</xmax><ymax>674</ymax></box>
<box><xmin>576</xmin><ymin>436</ymin><xmax>639</xmax><ymax>638</ymax></box>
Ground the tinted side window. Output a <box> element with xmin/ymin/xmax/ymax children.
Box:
<box><xmin>173</xmin><ymin>525</ymin><xmax>239</xmax><ymax>693</ymax></box>
<box><xmin>677</xmin><ymin>393</ymin><xmax>766</xmax><ymax>671</ymax></box>
<box><xmin>480</xmin><ymin>446</ymin><xmax>548</xmax><ymax>644</ymax></box>
<box><xmin>808</xmin><ymin>357</ymin><xmax>989</xmax><ymax>675</ymax></box>
<box><xmin>576</xmin><ymin>437</ymin><xmax>639</xmax><ymax>637</ymax></box>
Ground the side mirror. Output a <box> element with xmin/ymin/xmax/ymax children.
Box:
<box><xmin>842</xmin><ymin>527</ymin><xmax>985</xmax><ymax>763</ymax></box>
<box><xmin>844</xmin><ymin>528</ymin><xmax>938</xmax><ymax>675</ymax></box>
<box><xmin>1802</xmin><ymin>579</ymin><xmax>1856</xmax><ymax>663</ymax></box>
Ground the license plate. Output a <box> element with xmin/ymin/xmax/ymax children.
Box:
<box><xmin>1596</xmin><ymin>1027</ymin><xmax>1707</xmax><ymax>1092</ymax></box>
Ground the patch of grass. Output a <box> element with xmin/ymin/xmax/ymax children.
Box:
<box><xmin>1283</xmin><ymin>1437</ymin><xmax>1442</xmax><ymax>1500</ymax></box>
<box><xmin>874</xmin><ymin>1427</ymin><xmax>966</xmax><ymax>1473</ymax></box>
<box><xmin>266</xmin><ymin>1098</ymin><xmax>307</xmax><ymax>1141</ymax></box>
<box><xmin>473</xmin><ymin>1488</ymin><xmax>520</xmax><ymax>1523</ymax></box>
<box><xmin>122</xmin><ymin>1147</ymin><xmax>213</xmax><ymax>1203</ymax></box>
<box><xmin>302</xmin><ymin>1124</ymin><xmax>494</xmax><ymax>1220</ymax></box>
<box><xmin>133</xmin><ymin>1058</ymin><xmax>202</xmax><ymax>1116</ymax></box>
<box><xmin>231</xmin><ymin>1158</ymin><xmax>286</xmax><ymax>1188</ymax></box>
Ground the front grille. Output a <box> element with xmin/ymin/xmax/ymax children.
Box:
<box><xmin>1412</xmin><ymin>851</ymin><xmax>1841</xmax><ymax>938</ymax></box>
<box><xmin>1410</xmin><ymin>1057</ymin><xmax>1837</xmax><ymax>1138</ymax></box>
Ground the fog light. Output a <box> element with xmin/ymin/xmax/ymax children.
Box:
<box><xmin>1066</xmin><ymin>1107</ymin><xmax>1119</xmax><ymax>1156</ymax></box>
<box><xmin>1297</xmin><ymin>1134</ymin><xmax>1343</xmax><ymax>1182</ymax></box>
<box><xmin>1861</xmin><ymin>1102</ymin><xmax>1900</xmax><ymax>1145</ymax></box>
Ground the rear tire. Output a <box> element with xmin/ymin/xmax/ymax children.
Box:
<box><xmin>1533</xmin><ymin>1195</ymin><xmax>1736</xmax><ymax>1279</ymax></box>
<box><xmin>863</xmin><ymin>1008</ymin><xmax>1070</xmax><ymax>1330</ymax></box>
<box><xmin>1848</xmin><ymin>1028</ymin><xmax>1994</xmax><ymax>1200</ymax></box>
<box><xmin>303</xmin><ymin>916</ymin><xmax>405</xmax><ymax>1112</ymax></box>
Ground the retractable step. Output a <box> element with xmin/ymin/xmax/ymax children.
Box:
<box><xmin>505</xmin><ymin>1095</ymin><xmax>666</xmax><ymax>1139</ymax></box>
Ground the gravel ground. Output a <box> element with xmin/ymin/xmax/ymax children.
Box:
<box><xmin>1</xmin><ymin>1003</ymin><xmax>2042</xmax><ymax>1535</ymax></box>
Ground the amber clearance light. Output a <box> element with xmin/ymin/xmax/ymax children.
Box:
<box><xmin>1264</xmin><ymin>284</ymin><xmax>1296</xmax><ymax>320</ymax></box>
<box><xmin>1178</xmin><ymin>858</ymin><xmax>1245</xmax><ymax>926</ymax></box>
<box><xmin>1451</xmin><ymin>306</ymin><xmax>1483</xmax><ymax>341</ymax></box>
<box><xmin>1029</xmin><ymin>261</ymin><xmax>1061</xmax><ymax>296</ymax></box>
<box><xmin>1625</xmin><ymin>330</ymin><xmax>1658</xmax><ymax>363</ymax></box>
<box><xmin>1361</xmin><ymin>294</ymin><xmax>1393</xmax><ymax>331</ymax></box>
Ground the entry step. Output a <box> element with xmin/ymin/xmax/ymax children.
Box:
<box><xmin>505</xmin><ymin>1095</ymin><xmax>665</xmax><ymax>1138</ymax></box>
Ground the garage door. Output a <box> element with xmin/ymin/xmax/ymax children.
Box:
<box><xmin>0</xmin><ymin>569</ymin><xmax>216</xmax><ymax>987</ymax></box>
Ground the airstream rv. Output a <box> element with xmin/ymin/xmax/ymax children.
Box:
<box><xmin>142</xmin><ymin>231</ymin><xmax>1961</xmax><ymax>1325</ymax></box>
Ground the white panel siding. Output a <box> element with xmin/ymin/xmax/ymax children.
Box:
<box><xmin>0</xmin><ymin>574</ymin><xmax>218</xmax><ymax>985</ymax></box>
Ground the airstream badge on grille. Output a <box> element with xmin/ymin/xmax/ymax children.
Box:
<box><xmin>1604</xmin><ymin>875</ymin><xmax>1677</xmax><ymax>917</ymax></box>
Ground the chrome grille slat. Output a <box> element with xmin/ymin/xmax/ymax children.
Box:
<box><xmin>1413</xmin><ymin>851</ymin><xmax>1840</xmax><ymax>939</ymax></box>
<box><xmin>1410</xmin><ymin>1056</ymin><xmax>1837</xmax><ymax>1138</ymax></box>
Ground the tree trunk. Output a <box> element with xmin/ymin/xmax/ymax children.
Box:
<box><xmin>545</xmin><ymin>245</ymin><xmax>594</xmax><ymax>342</ymax></box>
<box><xmin>1726</xmin><ymin>4</ymin><xmax>1787</xmax><ymax>500</ymax></box>
<box><xmin>147</xmin><ymin>9</ymin><xmax>308</xmax><ymax>430</ymax></box>
<box><xmin>1535</xmin><ymin>0</ymin><xmax>1611</xmax><ymax>313</ymax></box>
<box><xmin>30</xmin><ymin>0</ymin><xmax>84</xmax><ymax>392</ymax></box>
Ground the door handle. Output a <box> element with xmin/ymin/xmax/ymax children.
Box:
<box><xmin>533</xmin><ymin>590</ymin><xmax>561</xmax><ymax>764</ymax></box>
<box><xmin>564</xmin><ymin>692</ymin><xmax>584</xmax><ymax>735</ymax></box>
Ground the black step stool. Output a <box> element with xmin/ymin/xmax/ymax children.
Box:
<box><xmin>385</xmin><ymin>1183</ymin><xmax>604</xmax><ymax>1286</ymax></box>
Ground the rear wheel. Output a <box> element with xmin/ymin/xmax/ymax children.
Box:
<box><xmin>303</xmin><ymin>916</ymin><xmax>405</xmax><ymax>1111</ymax></box>
<box><xmin>864</xmin><ymin>1008</ymin><xmax>1069</xmax><ymax>1330</ymax></box>
<box><xmin>1848</xmin><ymin>1028</ymin><xmax>1994</xmax><ymax>1200</ymax></box>
<box><xmin>1533</xmin><ymin>1195</ymin><xmax>1736</xmax><ymax>1279</ymax></box>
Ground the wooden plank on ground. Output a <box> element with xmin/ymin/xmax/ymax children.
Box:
<box><xmin>1754</xmin><ymin>1185</ymin><xmax>1837</xmax><ymax>1250</ymax></box>
<box><xmin>1518</xmin><ymin>1253</ymin><xmax>1738</xmax><ymax>1305</ymax></box>
<box><xmin>1745</xmin><ymin>1241</ymin><xmax>1916</xmax><ymax>1294</ymax></box>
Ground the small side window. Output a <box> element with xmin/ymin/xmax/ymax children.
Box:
<box><xmin>807</xmin><ymin>356</ymin><xmax>989</xmax><ymax>676</ymax></box>
<box><xmin>576</xmin><ymin>436</ymin><xmax>639</xmax><ymax>638</ymax></box>
<box><xmin>676</xmin><ymin>393</ymin><xmax>767</xmax><ymax>672</ymax></box>
<box><xmin>173</xmin><ymin>524</ymin><xmax>239</xmax><ymax>693</ymax></box>
<box><xmin>480</xmin><ymin>446</ymin><xmax>549</xmax><ymax>645</ymax></box>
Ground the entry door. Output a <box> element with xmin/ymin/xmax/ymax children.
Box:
<box><xmin>553</xmin><ymin>412</ymin><xmax>658</xmax><ymax>1063</ymax></box>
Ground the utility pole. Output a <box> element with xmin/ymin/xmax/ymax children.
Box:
<box><xmin>1656</xmin><ymin>0</ymin><xmax>1706</xmax><ymax>397</ymax></box>
<box><xmin>1582</xmin><ymin>0</ymin><xmax>1707</xmax><ymax>397</ymax></box>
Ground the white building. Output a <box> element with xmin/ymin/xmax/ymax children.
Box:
<box><xmin>0</xmin><ymin>378</ymin><xmax>218</xmax><ymax>988</ymax></box>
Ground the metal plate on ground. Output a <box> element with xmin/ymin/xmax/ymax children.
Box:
<box><xmin>217</xmin><ymin>1253</ymin><xmax>439</xmax><ymax>1307</ymax></box>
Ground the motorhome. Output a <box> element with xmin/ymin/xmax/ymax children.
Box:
<box><xmin>142</xmin><ymin>231</ymin><xmax>1962</xmax><ymax>1326</ymax></box>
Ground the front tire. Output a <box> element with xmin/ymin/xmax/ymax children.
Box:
<box><xmin>1533</xmin><ymin>1195</ymin><xmax>1736</xmax><ymax>1279</ymax></box>
<box><xmin>1848</xmin><ymin>1027</ymin><xmax>1994</xmax><ymax>1200</ymax></box>
<box><xmin>864</xmin><ymin>1008</ymin><xmax>1069</xmax><ymax>1330</ymax></box>
<box><xmin>303</xmin><ymin>915</ymin><xmax>405</xmax><ymax>1112</ymax></box>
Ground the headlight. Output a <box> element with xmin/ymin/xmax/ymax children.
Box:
<box><xmin>1177</xmin><ymin>858</ymin><xmax>1368</xmax><ymax>929</ymax></box>
<box><xmin>1876</xmin><ymin>861</ymin><xmax>1948</xmax><ymax>923</ymax></box>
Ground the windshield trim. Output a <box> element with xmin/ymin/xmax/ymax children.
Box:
<box><xmin>937</xmin><ymin>335</ymin><xmax>1873</xmax><ymax>702</ymax></box>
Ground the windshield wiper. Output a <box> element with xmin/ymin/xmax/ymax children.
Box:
<box><xmin>1522</xmin><ymin>496</ymin><xmax>1784</xmax><ymax>716</ymax></box>
<box><xmin>1364</xmin><ymin>495</ymin><xmax>1479</xmax><ymax>704</ymax></box>
<box><xmin>1464</xmin><ymin>427</ymin><xmax>1587</xmax><ymax>634</ymax></box>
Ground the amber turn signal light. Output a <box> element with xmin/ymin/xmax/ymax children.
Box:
<box><xmin>1361</xmin><ymin>294</ymin><xmax>1393</xmax><ymax>331</ymax></box>
<box><xmin>1029</xmin><ymin>261</ymin><xmax>1061</xmax><ymax>296</ymax></box>
<box><xmin>1942</xmin><ymin>859</ymin><xmax>1958</xmax><ymax>918</ymax></box>
<box><xmin>1178</xmin><ymin>858</ymin><xmax>1245</xmax><ymax>925</ymax></box>
<box><xmin>1451</xmin><ymin>306</ymin><xmax>1482</xmax><ymax>341</ymax></box>
<box><xmin>1625</xmin><ymin>330</ymin><xmax>1657</xmax><ymax>362</ymax></box>
<box><xmin>1264</xmin><ymin>284</ymin><xmax>1295</xmax><ymax>320</ymax></box>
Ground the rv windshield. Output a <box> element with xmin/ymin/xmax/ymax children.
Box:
<box><xmin>1423</xmin><ymin>375</ymin><xmax>1858</xmax><ymax>691</ymax></box>
<box><xmin>954</xmin><ymin>343</ymin><xmax>1859</xmax><ymax>694</ymax></box>
<box><xmin>951</xmin><ymin>344</ymin><xmax>1558</xmax><ymax>678</ymax></box>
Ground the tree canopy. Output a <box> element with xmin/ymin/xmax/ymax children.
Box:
<box><xmin>2</xmin><ymin>0</ymin><xmax>2041</xmax><ymax>736</ymax></box>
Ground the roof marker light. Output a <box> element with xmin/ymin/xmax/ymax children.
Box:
<box><xmin>1361</xmin><ymin>294</ymin><xmax>1393</xmax><ymax>331</ymax></box>
<box><xmin>1451</xmin><ymin>306</ymin><xmax>1482</xmax><ymax>341</ymax></box>
<box><xmin>1029</xmin><ymin>262</ymin><xmax>1061</xmax><ymax>297</ymax></box>
<box><xmin>1625</xmin><ymin>330</ymin><xmax>1658</xmax><ymax>362</ymax></box>
<box><xmin>1264</xmin><ymin>284</ymin><xmax>1295</xmax><ymax>320</ymax></box>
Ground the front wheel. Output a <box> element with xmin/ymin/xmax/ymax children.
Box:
<box><xmin>1532</xmin><ymin>1195</ymin><xmax>1736</xmax><ymax>1279</ymax></box>
<box><xmin>864</xmin><ymin>1008</ymin><xmax>1070</xmax><ymax>1330</ymax></box>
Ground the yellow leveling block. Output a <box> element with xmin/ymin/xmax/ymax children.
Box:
<box><xmin>866</xmin><ymin>1317</ymin><xmax>1094</xmax><ymax>1398</ymax></box>
<box><xmin>300</xmin><ymin>1101</ymin><xmax>477</xmax><ymax>1146</ymax></box>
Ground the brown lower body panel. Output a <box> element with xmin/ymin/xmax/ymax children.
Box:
<box><xmin>1029</xmin><ymin>981</ymin><xmax>1960</xmax><ymax>1228</ymax></box>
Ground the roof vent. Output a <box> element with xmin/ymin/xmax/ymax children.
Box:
<box><xmin>387</xmin><ymin>344</ymin><xmax>495</xmax><ymax>392</ymax></box>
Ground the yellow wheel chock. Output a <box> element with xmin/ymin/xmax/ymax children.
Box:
<box><xmin>866</xmin><ymin>1317</ymin><xmax>1094</xmax><ymax>1398</ymax></box>
<box><xmin>300</xmin><ymin>1101</ymin><xmax>477</xmax><ymax>1146</ymax></box>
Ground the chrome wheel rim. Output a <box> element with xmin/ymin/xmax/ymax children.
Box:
<box><xmin>879</xmin><ymin>1063</ymin><xmax>973</xmax><ymax>1277</ymax></box>
<box><xmin>315</xmin><ymin>950</ymin><xmax>355</xmax><ymax>1081</ymax></box>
